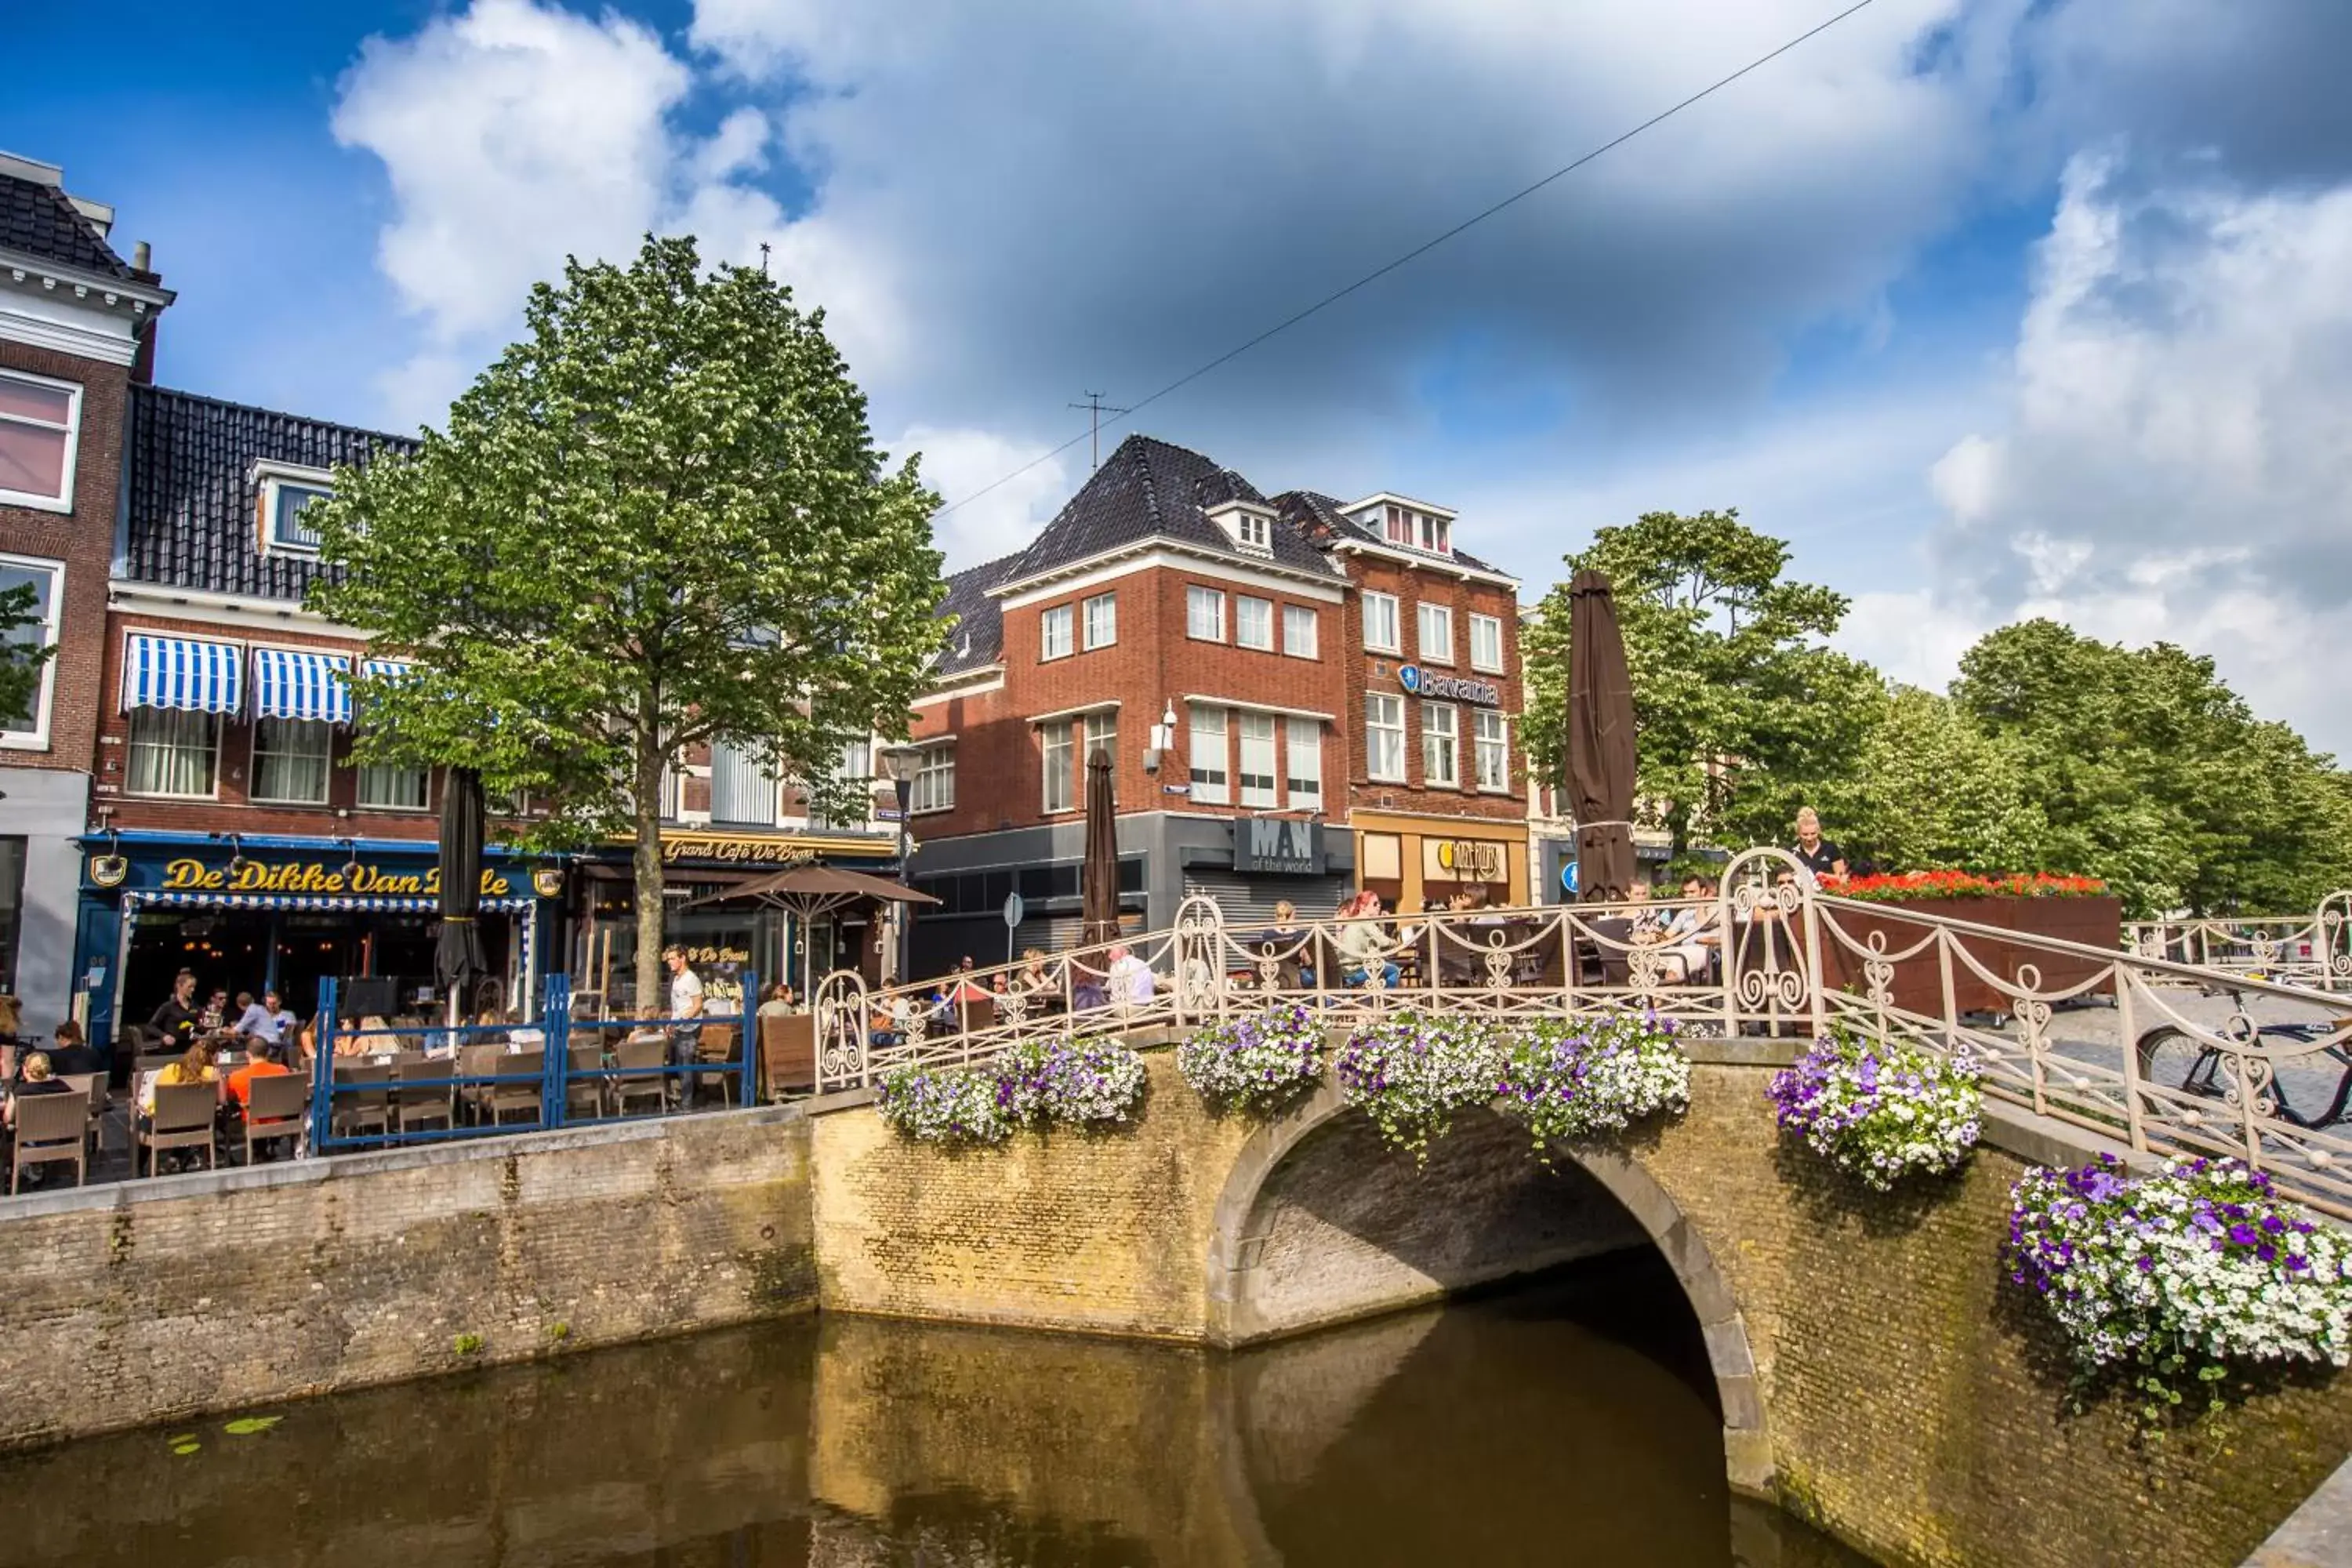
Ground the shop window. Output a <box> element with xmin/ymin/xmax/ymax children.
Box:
<box><xmin>1187</xmin><ymin>586</ymin><xmax>1225</xmax><ymax>642</ymax></box>
<box><xmin>1282</xmin><ymin>604</ymin><xmax>1318</xmax><ymax>659</ymax></box>
<box><xmin>252</xmin><ymin>718</ymin><xmax>332</xmax><ymax>804</ymax></box>
<box><xmin>0</xmin><ymin>554</ymin><xmax>62</xmax><ymax>746</ymax></box>
<box><xmin>0</xmin><ymin>369</ymin><xmax>79</xmax><ymax>512</ymax></box>
<box><xmin>911</xmin><ymin>742</ymin><xmax>955</xmax><ymax>814</ymax></box>
<box><xmin>1237</xmin><ymin>711</ymin><xmax>1276</xmax><ymax>808</ymax></box>
<box><xmin>1470</xmin><ymin>612</ymin><xmax>1506</xmax><ymax>673</ymax></box>
<box><xmin>1040</xmin><ymin>604</ymin><xmax>1074</xmax><ymax>661</ymax></box>
<box><xmin>1422</xmin><ymin>702</ymin><xmax>1459</xmax><ymax>787</ymax></box>
<box><xmin>1188</xmin><ymin>702</ymin><xmax>1229</xmax><ymax>804</ymax></box>
<box><xmin>1285</xmin><ymin>717</ymin><xmax>1321</xmax><ymax>810</ymax></box>
<box><xmin>357</xmin><ymin>760</ymin><xmax>430</xmax><ymax>811</ymax></box>
<box><xmin>1041</xmin><ymin>720</ymin><xmax>1075</xmax><ymax>812</ymax></box>
<box><xmin>1235</xmin><ymin>596</ymin><xmax>1273</xmax><ymax>651</ymax></box>
<box><xmin>1082</xmin><ymin>591</ymin><xmax>1117</xmax><ymax>650</ymax></box>
<box><xmin>1475</xmin><ymin>710</ymin><xmax>1510</xmax><ymax>791</ymax></box>
<box><xmin>1417</xmin><ymin>602</ymin><xmax>1454</xmax><ymax>665</ymax></box>
<box><xmin>1362</xmin><ymin>591</ymin><xmax>1399</xmax><ymax>655</ymax></box>
<box><xmin>126</xmin><ymin>708</ymin><xmax>218</xmax><ymax>797</ymax></box>
<box><xmin>0</xmin><ymin>835</ymin><xmax>23</xmax><ymax>998</ymax></box>
<box><xmin>1366</xmin><ymin>693</ymin><xmax>1405</xmax><ymax>782</ymax></box>
<box><xmin>1360</xmin><ymin>831</ymin><xmax>1403</xmax><ymax>909</ymax></box>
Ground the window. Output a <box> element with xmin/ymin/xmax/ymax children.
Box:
<box><xmin>1475</xmin><ymin>710</ymin><xmax>1510</xmax><ymax>791</ymax></box>
<box><xmin>1188</xmin><ymin>702</ymin><xmax>1229</xmax><ymax>804</ymax></box>
<box><xmin>1041</xmin><ymin>721</ymin><xmax>1075</xmax><ymax>812</ymax></box>
<box><xmin>1362</xmin><ymin>591</ymin><xmax>1399</xmax><ymax>654</ymax></box>
<box><xmin>126</xmin><ymin>708</ymin><xmax>218</xmax><ymax>797</ymax></box>
<box><xmin>1237</xmin><ymin>711</ymin><xmax>1277</xmax><ymax>808</ymax></box>
<box><xmin>710</xmin><ymin>740</ymin><xmax>781</xmax><ymax>825</ymax></box>
<box><xmin>1285</xmin><ymin>717</ymin><xmax>1321</xmax><ymax>809</ymax></box>
<box><xmin>1469</xmin><ymin>612</ymin><xmax>1505</xmax><ymax>673</ymax></box>
<box><xmin>251</xmin><ymin>718</ymin><xmax>332</xmax><ymax>804</ymax></box>
<box><xmin>356</xmin><ymin>760</ymin><xmax>430</xmax><ymax>811</ymax></box>
<box><xmin>1083</xmin><ymin>710</ymin><xmax>1117</xmax><ymax>772</ymax></box>
<box><xmin>1366</xmin><ymin>693</ymin><xmax>1405</xmax><ymax>782</ymax></box>
<box><xmin>1418</xmin><ymin>514</ymin><xmax>1449</xmax><ymax>554</ymax></box>
<box><xmin>1282</xmin><ymin>604</ymin><xmax>1318</xmax><ymax>659</ymax></box>
<box><xmin>1186</xmin><ymin>586</ymin><xmax>1225</xmax><ymax>642</ymax></box>
<box><xmin>0</xmin><ymin>555</ymin><xmax>62</xmax><ymax>744</ymax></box>
<box><xmin>911</xmin><ymin>742</ymin><xmax>956</xmax><ymax>814</ymax></box>
<box><xmin>1040</xmin><ymin>604</ymin><xmax>1074</xmax><ymax>661</ymax></box>
<box><xmin>1082</xmin><ymin>591</ymin><xmax>1117</xmax><ymax>651</ymax></box>
<box><xmin>1236</xmin><ymin>512</ymin><xmax>1271</xmax><ymax>553</ymax></box>
<box><xmin>0</xmin><ymin>370</ymin><xmax>80</xmax><ymax>511</ymax></box>
<box><xmin>1235</xmin><ymin>596</ymin><xmax>1273</xmax><ymax>651</ymax></box>
<box><xmin>1422</xmin><ymin>702</ymin><xmax>1459</xmax><ymax>786</ymax></box>
<box><xmin>257</xmin><ymin>467</ymin><xmax>332</xmax><ymax>557</ymax></box>
<box><xmin>1417</xmin><ymin>602</ymin><xmax>1454</xmax><ymax>664</ymax></box>
<box><xmin>1384</xmin><ymin>506</ymin><xmax>1411</xmax><ymax>546</ymax></box>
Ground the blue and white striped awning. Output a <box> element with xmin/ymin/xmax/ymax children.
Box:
<box><xmin>125</xmin><ymin>890</ymin><xmax>539</xmax><ymax>913</ymax></box>
<box><xmin>361</xmin><ymin>658</ymin><xmax>413</xmax><ymax>681</ymax></box>
<box><xmin>122</xmin><ymin>635</ymin><xmax>242</xmax><ymax>716</ymax></box>
<box><xmin>252</xmin><ymin>648</ymin><xmax>354</xmax><ymax>724</ymax></box>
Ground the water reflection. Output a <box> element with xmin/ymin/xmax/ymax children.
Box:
<box><xmin>0</xmin><ymin>1253</ymin><xmax>1864</xmax><ymax>1566</ymax></box>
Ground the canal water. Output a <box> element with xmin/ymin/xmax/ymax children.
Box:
<box><xmin>0</xmin><ymin>1251</ymin><xmax>1864</xmax><ymax>1566</ymax></box>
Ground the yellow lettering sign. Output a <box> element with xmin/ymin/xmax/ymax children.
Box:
<box><xmin>148</xmin><ymin>856</ymin><xmax>510</xmax><ymax>899</ymax></box>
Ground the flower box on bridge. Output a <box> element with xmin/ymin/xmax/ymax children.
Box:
<box><xmin>1813</xmin><ymin>893</ymin><xmax>2124</xmax><ymax>1018</ymax></box>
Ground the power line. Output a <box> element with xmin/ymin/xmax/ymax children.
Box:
<box><xmin>935</xmin><ymin>0</ymin><xmax>1880</xmax><ymax>520</ymax></box>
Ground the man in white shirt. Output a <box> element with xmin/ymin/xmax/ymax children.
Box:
<box><xmin>662</xmin><ymin>947</ymin><xmax>707</xmax><ymax>1100</ymax></box>
<box><xmin>1106</xmin><ymin>945</ymin><xmax>1155</xmax><ymax>1006</ymax></box>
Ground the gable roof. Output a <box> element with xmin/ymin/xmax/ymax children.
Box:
<box><xmin>0</xmin><ymin>167</ymin><xmax>130</xmax><ymax>279</ymax></box>
<box><xmin>1272</xmin><ymin>488</ymin><xmax>1507</xmax><ymax>576</ymax></box>
<box><xmin>995</xmin><ymin>434</ymin><xmax>1339</xmax><ymax>590</ymax></box>
<box><xmin>122</xmin><ymin>385</ymin><xmax>416</xmax><ymax>601</ymax></box>
<box><xmin>933</xmin><ymin>554</ymin><xmax>1019</xmax><ymax>676</ymax></box>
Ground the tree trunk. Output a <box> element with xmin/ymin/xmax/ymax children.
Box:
<box><xmin>633</xmin><ymin>719</ymin><xmax>666</xmax><ymax>1018</ymax></box>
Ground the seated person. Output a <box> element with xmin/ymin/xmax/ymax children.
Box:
<box><xmin>1250</xmin><ymin>902</ymin><xmax>1314</xmax><ymax>986</ymax></box>
<box><xmin>140</xmin><ymin>1040</ymin><xmax>217</xmax><ymax>1115</ymax></box>
<box><xmin>42</xmin><ymin>1021</ymin><xmax>103</xmax><ymax>1079</ymax></box>
<box><xmin>1661</xmin><ymin>873</ymin><xmax>1725</xmax><ymax>982</ymax></box>
<box><xmin>1334</xmin><ymin>892</ymin><xmax>1402</xmax><ymax>989</ymax></box>
<box><xmin>5</xmin><ymin>1051</ymin><xmax>73</xmax><ymax>1130</ymax></box>
<box><xmin>1106</xmin><ymin>945</ymin><xmax>1156</xmax><ymax>1005</ymax></box>
<box><xmin>757</xmin><ymin>982</ymin><xmax>800</xmax><ymax>1018</ymax></box>
<box><xmin>223</xmin><ymin>1038</ymin><xmax>298</xmax><ymax>1156</ymax></box>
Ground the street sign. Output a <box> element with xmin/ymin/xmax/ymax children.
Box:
<box><xmin>1003</xmin><ymin>892</ymin><xmax>1025</xmax><ymax>928</ymax></box>
<box><xmin>1562</xmin><ymin>860</ymin><xmax>1580</xmax><ymax>896</ymax></box>
<box><xmin>875</xmin><ymin>806</ymin><xmax>905</xmax><ymax>822</ymax></box>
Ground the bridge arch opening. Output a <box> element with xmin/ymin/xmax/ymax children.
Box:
<box><xmin>1203</xmin><ymin>1082</ymin><xmax>1771</xmax><ymax>1491</ymax></box>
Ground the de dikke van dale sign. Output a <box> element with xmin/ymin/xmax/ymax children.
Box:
<box><xmin>1396</xmin><ymin>664</ymin><xmax>1501</xmax><ymax>706</ymax></box>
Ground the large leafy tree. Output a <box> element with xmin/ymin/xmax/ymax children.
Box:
<box><xmin>1524</xmin><ymin>508</ymin><xmax>1875</xmax><ymax>855</ymax></box>
<box><xmin>311</xmin><ymin>236</ymin><xmax>948</xmax><ymax>1009</ymax></box>
<box><xmin>1808</xmin><ymin>684</ymin><xmax>2053</xmax><ymax>875</ymax></box>
<box><xmin>0</xmin><ymin>581</ymin><xmax>56</xmax><ymax>728</ymax></box>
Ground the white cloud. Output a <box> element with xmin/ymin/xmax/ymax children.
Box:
<box><xmin>900</xmin><ymin>426</ymin><xmax>1073</xmax><ymax>572</ymax></box>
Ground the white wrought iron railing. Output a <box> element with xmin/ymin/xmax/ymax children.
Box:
<box><xmin>813</xmin><ymin>850</ymin><xmax>2352</xmax><ymax>1218</ymax></box>
<box><xmin>2124</xmin><ymin>894</ymin><xmax>2352</xmax><ymax>991</ymax></box>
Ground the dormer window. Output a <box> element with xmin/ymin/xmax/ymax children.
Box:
<box><xmin>1207</xmin><ymin>499</ymin><xmax>1276</xmax><ymax>557</ymax></box>
<box><xmin>1348</xmin><ymin>493</ymin><xmax>1458</xmax><ymax>560</ymax></box>
<box><xmin>255</xmin><ymin>461</ymin><xmax>334</xmax><ymax>557</ymax></box>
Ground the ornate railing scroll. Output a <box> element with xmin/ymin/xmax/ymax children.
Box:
<box><xmin>2124</xmin><ymin>892</ymin><xmax>2352</xmax><ymax>993</ymax></box>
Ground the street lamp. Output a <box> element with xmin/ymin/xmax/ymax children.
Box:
<box><xmin>880</xmin><ymin>741</ymin><xmax>925</xmax><ymax>984</ymax></box>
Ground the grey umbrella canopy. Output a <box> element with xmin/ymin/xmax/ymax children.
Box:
<box><xmin>1566</xmin><ymin>569</ymin><xmax>1639</xmax><ymax>903</ymax></box>
<box><xmin>685</xmin><ymin>864</ymin><xmax>940</xmax><ymax>999</ymax></box>
<box><xmin>1080</xmin><ymin>746</ymin><xmax>1120</xmax><ymax>949</ymax></box>
<box><xmin>435</xmin><ymin>767</ymin><xmax>488</xmax><ymax>1018</ymax></box>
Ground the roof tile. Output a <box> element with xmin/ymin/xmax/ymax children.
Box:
<box><xmin>0</xmin><ymin>171</ymin><xmax>129</xmax><ymax>278</ymax></box>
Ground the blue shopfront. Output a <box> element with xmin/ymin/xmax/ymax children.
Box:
<box><xmin>72</xmin><ymin>832</ymin><xmax>557</xmax><ymax>1056</ymax></box>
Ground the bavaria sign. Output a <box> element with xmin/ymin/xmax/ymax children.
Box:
<box><xmin>1396</xmin><ymin>664</ymin><xmax>1501</xmax><ymax>706</ymax></box>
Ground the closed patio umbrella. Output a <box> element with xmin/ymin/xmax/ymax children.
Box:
<box><xmin>1566</xmin><ymin>569</ymin><xmax>1639</xmax><ymax>903</ymax></box>
<box><xmin>435</xmin><ymin>766</ymin><xmax>488</xmax><ymax>1020</ymax></box>
<box><xmin>1079</xmin><ymin>746</ymin><xmax>1120</xmax><ymax>949</ymax></box>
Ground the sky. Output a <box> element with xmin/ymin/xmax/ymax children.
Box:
<box><xmin>9</xmin><ymin>0</ymin><xmax>2350</xmax><ymax>752</ymax></box>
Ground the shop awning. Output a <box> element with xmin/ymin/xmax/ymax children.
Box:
<box><xmin>361</xmin><ymin>658</ymin><xmax>414</xmax><ymax>682</ymax></box>
<box><xmin>252</xmin><ymin>648</ymin><xmax>354</xmax><ymax>724</ymax></box>
<box><xmin>122</xmin><ymin>634</ymin><xmax>242</xmax><ymax>715</ymax></box>
<box><xmin>124</xmin><ymin>890</ymin><xmax>539</xmax><ymax>913</ymax></box>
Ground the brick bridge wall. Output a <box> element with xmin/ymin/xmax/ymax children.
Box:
<box><xmin>808</xmin><ymin>1040</ymin><xmax>2352</xmax><ymax>1568</ymax></box>
<box><xmin>0</xmin><ymin>1106</ymin><xmax>818</xmax><ymax>1450</ymax></box>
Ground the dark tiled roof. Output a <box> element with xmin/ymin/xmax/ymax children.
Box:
<box><xmin>934</xmin><ymin>554</ymin><xmax>1018</xmax><ymax>676</ymax></box>
<box><xmin>0</xmin><ymin>171</ymin><xmax>130</xmax><ymax>278</ymax></box>
<box><xmin>1272</xmin><ymin>488</ymin><xmax>1508</xmax><ymax>577</ymax></box>
<box><xmin>122</xmin><ymin>385</ymin><xmax>416</xmax><ymax>601</ymax></box>
<box><xmin>997</xmin><ymin>434</ymin><xmax>1339</xmax><ymax>590</ymax></box>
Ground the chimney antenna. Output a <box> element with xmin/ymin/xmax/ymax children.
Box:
<box><xmin>1066</xmin><ymin>391</ymin><xmax>1131</xmax><ymax>471</ymax></box>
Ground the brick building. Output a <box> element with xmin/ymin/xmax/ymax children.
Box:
<box><xmin>0</xmin><ymin>153</ymin><xmax>172</xmax><ymax>1028</ymax></box>
<box><xmin>902</xmin><ymin>434</ymin><xmax>1525</xmax><ymax>972</ymax></box>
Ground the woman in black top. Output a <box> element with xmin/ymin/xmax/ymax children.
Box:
<box><xmin>1791</xmin><ymin>808</ymin><xmax>1848</xmax><ymax>880</ymax></box>
<box><xmin>149</xmin><ymin>970</ymin><xmax>203</xmax><ymax>1051</ymax></box>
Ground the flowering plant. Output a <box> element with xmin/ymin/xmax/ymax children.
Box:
<box><xmin>1178</xmin><ymin>1004</ymin><xmax>1327</xmax><ymax>1116</ymax></box>
<box><xmin>1495</xmin><ymin>1011</ymin><xmax>1690</xmax><ymax>1158</ymax></box>
<box><xmin>2007</xmin><ymin>1155</ymin><xmax>2352</xmax><ymax>1421</ymax></box>
<box><xmin>877</xmin><ymin>1062</ymin><xmax>1013</xmax><ymax>1146</ymax></box>
<box><xmin>1336</xmin><ymin>1013</ymin><xmax>1503</xmax><ymax>1164</ymax></box>
<box><xmin>1767</xmin><ymin>1028</ymin><xmax>1981</xmax><ymax>1189</ymax></box>
<box><xmin>877</xmin><ymin>1035</ymin><xmax>1147</xmax><ymax>1145</ymax></box>
<box><xmin>1829</xmin><ymin>869</ymin><xmax>2107</xmax><ymax>902</ymax></box>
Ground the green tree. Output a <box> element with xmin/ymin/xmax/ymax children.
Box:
<box><xmin>1809</xmin><ymin>684</ymin><xmax>2053</xmax><ymax>874</ymax></box>
<box><xmin>0</xmin><ymin>580</ymin><xmax>56</xmax><ymax>727</ymax></box>
<box><xmin>1524</xmin><ymin>508</ymin><xmax>1875</xmax><ymax>856</ymax></box>
<box><xmin>310</xmin><ymin>235</ymin><xmax>948</xmax><ymax>1010</ymax></box>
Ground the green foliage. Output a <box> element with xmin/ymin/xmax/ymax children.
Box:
<box><xmin>0</xmin><ymin>579</ymin><xmax>56</xmax><ymax>728</ymax></box>
<box><xmin>1524</xmin><ymin>508</ymin><xmax>1875</xmax><ymax>855</ymax></box>
<box><xmin>452</xmin><ymin>1332</ymin><xmax>484</xmax><ymax>1357</ymax></box>
<box><xmin>309</xmin><ymin>234</ymin><xmax>948</xmax><ymax>1005</ymax></box>
<box><xmin>222</xmin><ymin>1415</ymin><xmax>283</xmax><ymax>1436</ymax></box>
<box><xmin>1810</xmin><ymin>684</ymin><xmax>2054</xmax><ymax>875</ymax></box>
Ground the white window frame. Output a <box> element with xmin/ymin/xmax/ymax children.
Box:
<box><xmin>1281</xmin><ymin>604</ymin><xmax>1319</xmax><ymax>660</ymax></box>
<box><xmin>253</xmin><ymin>460</ymin><xmax>334</xmax><ymax>558</ymax></box>
<box><xmin>1284</xmin><ymin>717</ymin><xmax>1321</xmax><ymax>810</ymax></box>
<box><xmin>1040</xmin><ymin>604</ymin><xmax>1074</xmax><ymax>662</ymax></box>
<box><xmin>1083</xmin><ymin>709</ymin><xmax>1117</xmax><ymax>771</ymax></box>
<box><xmin>1417</xmin><ymin>602</ymin><xmax>1455</xmax><ymax>666</ymax></box>
<box><xmin>0</xmin><ymin>553</ymin><xmax>64</xmax><ymax>748</ymax></box>
<box><xmin>1186</xmin><ymin>586</ymin><xmax>1226</xmax><ymax>643</ymax></box>
<box><xmin>0</xmin><ymin>368</ymin><xmax>82</xmax><ymax>514</ymax></box>
<box><xmin>1082</xmin><ymin>591</ymin><xmax>1117</xmax><ymax>651</ymax></box>
<box><xmin>1474</xmin><ymin>709</ymin><xmax>1510</xmax><ymax>793</ymax></box>
<box><xmin>249</xmin><ymin>717</ymin><xmax>333</xmax><ymax>805</ymax></box>
<box><xmin>1188</xmin><ymin>702</ymin><xmax>1229</xmax><ymax>804</ymax></box>
<box><xmin>1422</xmin><ymin>702</ymin><xmax>1459</xmax><ymax>787</ymax></box>
<box><xmin>125</xmin><ymin>708</ymin><xmax>221</xmax><ymax>800</ymax></box>
<box><xmin>1469</xmin><ymin>612</ymin><xmax>1506</xmax><ymax>674</ymax></box>
<box><xmin>911</xmin><ymin>742</ymin><xmax>956</xmax><ymax>815</ymax></box>
<box><xmin>355</xmin><ymin>759</ymin><xmax>431</xmax><ymax>812</ymax></box>
<box><xmin>1041</xmin><ymin>720</ymin><xmax>1076</xmax><ymax>813</ymax></box>
<box><xmin>1366</xmin><ymin>693</ymin><xmax>1406</xmax><ymax>782</ymax></box>
<box><xmin>1236</xmin><ymin>710</ymin><xmax>1277</xmax><ymax>808</ymax></box>
<box><xmin>1236</xmin><ymin>512</ymin><xmax>1272</xmax><ymax>554</ymax></box>
<box><xmin>1235</xmin><ymin>595</ymin><xmax>1273</xmax><ymax>652</ymax></box>
<box><xmin>1362</xmin><ymin>591</ymin><xmax>1400</xmax><ymax>655</ymax></box>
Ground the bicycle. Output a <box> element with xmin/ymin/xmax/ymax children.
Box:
<box><xmin>2133</xmin><ymin>989</ymin><xmax>2352</xmax><ymax>1129</ymax></box>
